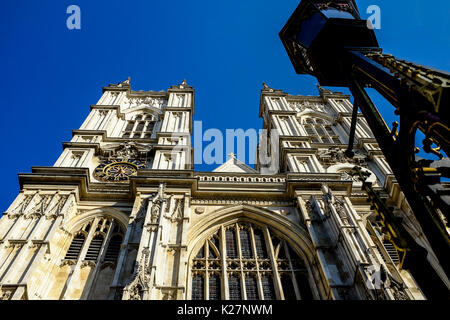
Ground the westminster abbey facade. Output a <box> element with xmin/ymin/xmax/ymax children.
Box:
<box><xmin>0</xmin><ymin>79</ymin><xmax>447</xmax><ymax>300</ymax></box>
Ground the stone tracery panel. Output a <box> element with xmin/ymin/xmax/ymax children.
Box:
<box><xmin>190</xmin><ymin>221</ymin><xmax>314</xmax><ymax>300</ymax></box>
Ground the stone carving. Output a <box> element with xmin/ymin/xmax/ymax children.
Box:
<box><xmin>194</xmin><ymin>207</ymin><xmax>205</xmax><ymax>215</ymax></box>
<box><xmin>365</xmin><ymin>265</ymin><xmax>410</xmax><ymax>300</ymax></box>
<box><xmin>8</xmin><ymin>194</ymin><xmax>34</xmax><ymax>218</ymax></box>
<box><xmin>316</xmin><ymin>2</ymin><xmax>353</xmax><ymax>13</ymax></box>
<box><xmin>304</xmin><ymin>200</ymin><xmax>313</xmax><ymax>215</ymax></box>
<box><xmin>318</xmin><ymin>147</ymin><xmax>367</xmax><ymax>167</ymax></box>
<box><xmin>0</xmin><ymin>290</ymin><xmax>12</xmax><ymax>300</ymax></box>
<box><xmin>150</xmin><ymin>199</ymin><xmax>162</xmax><ymax>224</ymax></box>
<box><xmin>385</xmin><ymin>271</ymin><xmax>410</xmax><ymax>300</ymax></box>
<box><xmin>101</xmin><ymin>142</ymin><xmax>151</xmax><ymax>162</ymax></box>
<box><xmin>288</xmin><ymin>100</ymin><xmax>327</xmax><ymax>113</ymax></box>
<box><xmin>81</xmin><ymin>260</ymin><xmax>96</xmax><ymax>268</ymax></box>
<box><xmin>322</xmin><ymin>185</ymin><xmax>350</xmax><ymax>224</ymax></box>
<box><xmin>191</xmin><ymin>198</ymin><xmax>294</xmax><ymax>206</ymax></box>
<box><xmin>122</xmin><ymin>96</ymin><xmax>167</xmax><ymax>110</ymax></box>
<box><xmin>178</xmin><ymin>79</ymin><xmax>188</xmax><ymax>89</ymax></box>
<box><xmin>197</xmin><ymin>175</ymin><xmax>285</xmax><ymax>183</ymax></box>
<box><xmin>262</xmin><ymin>82</ymin><xmax>275</xmax><ymax>92</ymax></box>
<box><xmin>59</xmin><ymin>259</ymin><xmax>77</xmax><ymax>267</ymax></box>
<box><xmin>161</xmin><ymin>289</ymin><xmax>176</xmax><ymax>300</ymax></box>
<box><xmin>116</xmin><ymin>144</ymin><xmax>139</xmax><ymax>161</ymax></box>
<box><xmin>98</xmin><ymin>110</ymin><xmax>109</xmax><ymax>117</ymax></box>
<box><xmin>45</xmin><ymin>195</ymin><xmax>69</xmax><ymax>220</ymax></box>
<box><xmin>109</xmin><ymin>77</ymin><xmax>130</xmax><ymax>88</ymax></box>
<box><xmin>317</xmin><ymin>85</ymin><xmax>334</xmax><ymax>96</ymax></box>
<box><xmin>28</xmin><ymin>194</ymin><xmax>61</xmax><ymax>219</ymax></box>
<box><xmin>7</xmin><ymin>192</ymin><xmax>70</xmax><ymax>220</ymax></box>
<box><xmin>340</xmin><ymin>171</ymin><xmax>360</xmax><ymax>182</ymax></box>
<box><xmin>144</xmin><ymin>183</ymin><xmax>166</xmax><ymax>231</ymax></box>
<box><xmin>132</xmin><ymin>197</ymin><xmax>148</xmax><ymax>223</ymax></box>
<box><xmin>170</xmin><ymin>197</ymin><xmax>184</xmax><ymax>222</ymax></box>
<box><xmin>122</xmin><ymin>247</ymin><xmax>151</xmax><ymax>300</ymax></box>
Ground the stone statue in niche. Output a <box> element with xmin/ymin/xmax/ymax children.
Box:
<box><xmin>322</xmin><ymin>184</ymin><xmax>350</xmax><ymax>224</ymax></box>
<box><xmin>170</xmin><ymin>197</ymin><xmax>184</xmax><ymax>222</ymax></box>
<box><xmin>149</xmin><ymin>183</ymin><xmax>166</xmax><ymax>225</ymax></box>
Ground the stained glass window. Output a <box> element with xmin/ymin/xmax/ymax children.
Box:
<box><xmin>192</xmin><ymin>275</ymin><xmax>204</xmax><ymax>300</ymax></box>
<box><xmin>261</xmin><ymin>275</ymin><xmax>276</xmax><ymax>300</ymax></box>
<box><xmin>228</xmin><ymin>276</ymin><xmax>241</xmax><ymax>300</ymax></box>
<box><xmin>295</xmin><ymin>273</ymin><xmax>313</xmax><ymax>300</ymax></box>
<box><xmin>281</xmin><ymin>274</ymin><xmax>296</xmax><ymax>300</ymax></box>
<box><xmin>209</xmin><ymin>274</ymin><xmax>221</xmax><ymax>300</ymax></box>
<box><xmin>245</xmin><ymin>275</ymin><xmax>258</xmax><ymax>300</ymax></box>
<box><xmin>253</xmin><ymin>229</ymin><xmax>267</xmax><ymax>259</ymax></box>
<box><xmin>226</xmin><ymin>229</ymin><xmax>237</xmax><ymax>258</ymax></box>
<box><xmin>191</xmin><ymin>222</ymin><xmax>313</xmax><ymax>300</ymax></box>
<box><xmin>196</xmin><ymin>245</ymin><xmax>204</xmax><ymax>259</ymax></box>
<box><xmin>240</xmin><ymin>228</ymin><xmax>253</xmax><ymax>259</ymax></box>
<box><xmin>210</xmin><ymin>235</ymin><xmax>220</xmax><ymax>250</ymax></box>
<box><xmin>208</xmin><ymin>243</ymin><xmax>217</xmax><ymax>259</ymax></box>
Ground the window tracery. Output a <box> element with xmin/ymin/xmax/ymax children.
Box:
<box><xmin>63</xmin><ymin>216</ymin><xmax>124</xmax><ymax>266</ymax></box>
<box><xmin>191</xmin><ymin>222</ymin><xmax>314</xmax><ymax>300</ymax></box>
<box><xmin>122</xmin><ymin>114</ymin><xmax>156</xmax><ymax>139</ymax></box>
<box><xmin>301</xmin><ymin>117</ymin><xmax>342</xmax><ymax>144</ymax></box>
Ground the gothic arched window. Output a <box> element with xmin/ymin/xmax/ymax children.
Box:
<box><xmin>104</xmin><ymin>234</ymin><xmax>123</xmax><ymax>263</ymax></box>
<box><xmin>261</xmin><ymin>275</ymin><xmax>276</xmax><ymax>300</ymax></box>
<box><xmin>192</xmin><ymin>274</ymin><xmax>205</xmax><ymax>300</ymax></box>
<box><xmin>245</xmin><ymin>275</ymin><xmax>258</xmax><ymax>300</ymax></box>
<box><xmin>228</xmin><ymin>275</ymin><xmax>242</xmax><ymax>300</ymax></box>
<box><xmin>209</xmin><ymin>274</ymin><xmax>221</xmax><ymax>300</ymax></box>
<box><xmin>64</xmin><ymin>217</ymin><xmax>124</xmax><ymax>266</ymax></box>
<box><xmin>302</xmin><ymin>117</ymin><xmax>342</xmax><ymax>144</ymax></box>
<box><xmin>64</xmin><ymin>232</ymin><xmax>86</xmax><ymax>260</ymax></box>
<box><xmin>122</xmin><ymin>114</ymin><xmax>156</xmax><ymax>139</ymax></box>
<box><xmin>85</xmin><ymin>234</ymin><xmax>104</xmax><ymax>261</ymax></box>
<box><xmin>191</xmin><ymin>222</ymin><xmax>314</xmax><ymax>300</ymax></box>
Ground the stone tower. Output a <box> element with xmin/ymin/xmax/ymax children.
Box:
<box><xmin>0</xmin><ymin>79</ymin><xmax>446</xmax><ymax>300</ymax></box>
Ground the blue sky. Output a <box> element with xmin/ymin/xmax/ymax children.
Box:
<box><xmin>0</xmin><ymin>0</ymin><xmax>449</xmax><ymax>212</ymax></box>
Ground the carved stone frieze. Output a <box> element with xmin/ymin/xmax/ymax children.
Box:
<box><xmin>81</xmin><ymin>260</ymin><xmax>97</xmax><ymax>269</ymax></box>
<box><xmin>100</xmin><ymin>141</ymin><xmax>151</xmax><ymax>162</ymax></box>
<box><xmin>288</xmin><ymin>100</ymin><xmax>328</xmax><ymax>113</ymax></box>
<box><xmin>122</xmin><ymin>95</ymin><xmax>167</xmax><ymax>110</ymax></box>
<box><xmin>7</xmin><ymin>194</ymin><xmax>34</xmax><ymax>218</ymax></box>
<box><xmin>318</xmin><ymin>147</ymin><xmax>367</xmax><ymax>169</ymax></box>
<box><xmin>60</xmin><ymin>259</ymin><xmax>77</xmax><ymax>267</ymax></box>
<box><xmin>191</xmin><ymin>199</ymin><xmax>294</xmax><ymax>206</ymax></box>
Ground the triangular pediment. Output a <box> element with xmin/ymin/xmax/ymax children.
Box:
<box><xmin>213</xmin><ymin>154</ymin><xmax>257</xmax><ymax>174</ymax></box>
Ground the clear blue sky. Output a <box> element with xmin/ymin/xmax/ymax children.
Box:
<box><xmin>0</xmin><ymin>0</ymin><xmax>449</xmax><ymax>212</ymax></box>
